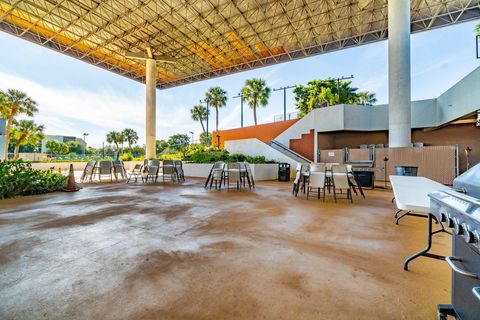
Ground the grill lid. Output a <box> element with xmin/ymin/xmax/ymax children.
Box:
<box><xmin>453</xmin><ymin>163</ymin><xmax>480</xmax><ymax>199</ymax></box>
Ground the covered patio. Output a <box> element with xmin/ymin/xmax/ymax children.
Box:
<box><xmin>0</xmin><ymin>181</ymin><xmax>450</xmax><ymax>319</ymax></box>
<box><xmin>1</xmin><ymin>1</ymin><xmax>478</xmax><ymax>318</ymax></box>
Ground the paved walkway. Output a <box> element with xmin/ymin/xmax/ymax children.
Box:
<box><xmin>0</xmin><ymin>180</ymin><xmax>451</xmax><ymax>319</ymax></box>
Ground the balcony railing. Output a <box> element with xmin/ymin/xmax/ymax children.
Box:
<box><xmin>273</xmin><ymin>112</ymin><xmax>298</xmax><ymax>122</ymax></box>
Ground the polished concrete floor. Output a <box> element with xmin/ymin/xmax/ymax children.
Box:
<box><xmin>0</xmin><ymin>179</ymin><xmax>451</xmax><ymax>319</ymax></box>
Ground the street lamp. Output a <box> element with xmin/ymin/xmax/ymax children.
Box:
<box><xmin>273</xmin><ymin>85</ymin><xmax>296</xmax><ymax>121</ymax></box>
<box><xmin>325</xmin><ymin>75</ymin><xmax>354</xmax><ymax>103</ymax></box>
<box><xmin>82</xmin><ymin>132</ymin><xmax>89</xmax><ymax>155</ymax></box>
<box><xmin>189</xmin><ymin>131</ymin><xmax>194</xmax><ymax>145</ymax></box>
<box><xmin>232</xmin><ymin>92</ymin><xmax>244</xmax><ymax>127</ymax></box>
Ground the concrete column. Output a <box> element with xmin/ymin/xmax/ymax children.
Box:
<box><xmin>145</xmin><ymin>58</ymin><xmax>156</xmax><ymax>159</ymax></box>
<box><xmin>313</xmin><ymin>131</ymin><xmax>318</xmax><ymax>163</ymax></box>
<box><xmin>388</xmin><ymin>0</ymin><xmax>411</xmax><ymax>147</ymax></box>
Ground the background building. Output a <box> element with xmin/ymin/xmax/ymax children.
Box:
<box><xmin>40</xmin><ymin>135</ymin><xmax>86</xmax><ymax>154</ymax></box>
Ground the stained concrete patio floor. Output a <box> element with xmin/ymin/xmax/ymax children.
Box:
<box><xmin>0</xmin><ymin>179</ymin><xmax>451</xmax><ymax>319</ymax></box>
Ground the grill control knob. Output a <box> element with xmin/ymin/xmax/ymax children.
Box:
<box><xmin>453</xmin><ymin>219</ymin><xmax>463</xmax><ymax>235</ymax></box>
<box><xmin>446</xmin><ymin>216</ymin><xmax>455</xmax><ymax>228</ymax></box>
<box><xmin>462</xmin><ymin>224</ymin><xmax>475</xmax><ymax>244</ymax></box>
<box><xmin>440</xmin><ymin>212</ymin><xmax>447</xmax><ymax>223</ymax></box>
<box><xmin>473</xmin><ymin>231</ymin><xmax>480</xmax><ymax>246</ymax></box>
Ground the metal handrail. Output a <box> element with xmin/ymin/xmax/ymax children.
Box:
<box><xmin>270</xmin><ymin>140</ymin><xmax>311</xmax><ymax>163</ymax></box>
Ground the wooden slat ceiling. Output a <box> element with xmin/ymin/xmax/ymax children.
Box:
<box><xmin>0</xmin><ymin>0</ymin><xmax>479</xmax><ymax>89</ymax></box>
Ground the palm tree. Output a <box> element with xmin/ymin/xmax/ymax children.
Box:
<box><xmin>106</xmin><ymin>131</ymin><xmax>125</xmax><ymax>151</ymax></box>
<box><xmin>10</xmin><ymin>120</ymin><xmax>45</xmax><ymax>159</ymax></box>
<box><xmin>204</xmin><ymin>86</ymin><xmax>227</xmax><ymax>133</ymax></box>
<box><xmin>241</xmin><ymin>78</ymin><xmax>271</xmax><ymax>125</ymax></box>
<box><xmin>476</xmin><ymin>22</ymin><xmax>480</xmax><ymax>36</ymax></box>
<box><xmin>122</xmin><ymin>128</ymin><xmax>139</xmax><ymax>150</ymax></box>
<box><xmin>0</xmin><ymin>89</ymin><xmax>38</xmax><ymax>159</ymax></box>
<box><xmin>190</xmin><ymin>105</ymin><xmax>209</xmax><ymax>133</ymax></box>
<box><xmin>357</xmin><ymin>91</ymin><xmax>377</xmax><ymax>106</ymax></box>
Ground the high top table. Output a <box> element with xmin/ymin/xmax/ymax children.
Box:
<box><xmin>390</xmin><ymin>175</ymin><xmax>451</xmax><ymax>270</ymax></box>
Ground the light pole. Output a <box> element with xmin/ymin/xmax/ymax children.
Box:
<box><xmin>326</xmin><ymin>75</ymin><xmax>354</xmax><ymax>104</ymax></box>
<box><xmin>232</xmin><ymin>92</ymin><xmax>244</xmax><ymax>127</ymax></box>
<box><xmin>273</xmin><ymin>85</ymin><xmax>295</xmax><ymax>121</ymax></box>
<box><xmin>199</xmin><ymin>99</ymin><xmax>210</xmax><ymax>146</ymax></box>
<box><xmin>189</xmin><ymin>131</ymin><xmax>194</xmax><ymax>145</ymax></box>
<box><xmin>82</xmin><ymin>132</ymin><xmax>89</xmax><ymax>155</ymax></box>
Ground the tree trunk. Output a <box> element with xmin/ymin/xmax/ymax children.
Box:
<box><xmin>215</xmin><ymin>106</ymin><xmax>219</xmax><ymax>133</ymax></box>
<box><xmin>253</xmin><ymin>104</ymin><xmax>257</xmax><ymax>126</ymax></box>
<box><xmin>200</xmin><ymin>120</ymin><xmax>206</xmax><ymax>133</ymax></box>
<box><xmin>14</xmin><ymin>143</ymin><xmax>20</xmax><ymax>160</ymax></box>
<box><xmin>4</xmin><ymin>117</ymin><xmax>13</xmax><ymax>160</ymax></box>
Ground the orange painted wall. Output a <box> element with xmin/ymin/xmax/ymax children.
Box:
<box><xmin>289</xmin><ymin>129</ymin><xmax>315</xmax><ymax>161</ymax></box>
<box><xmin>213</xmin><ymin>119</ymin><xmax>298</xmax><ymax>148</ymax></box>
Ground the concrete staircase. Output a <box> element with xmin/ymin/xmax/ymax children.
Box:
<box><xmin>269</xmin><ymin>140</ymin><xmax>311</xmax><ymax>163</ymax></box>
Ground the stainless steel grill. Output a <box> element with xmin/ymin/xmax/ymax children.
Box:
<box><xmin>429</xmin><ymin>163</ymin><xmax>480</xmax><ymax>320</ymax></box>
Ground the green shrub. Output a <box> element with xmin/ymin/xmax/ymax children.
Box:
<box><xmin>119</xmin><ymin>152</ymin><xmax>133</xmax><ymax>161</ymax></box>
<box><xmin>184</xmin><ymin>144</ymin><xmax>208</xmax><ymax>156</ymax></box>
<box><xmin>0</xmin><ymin>160</ymin><xmax>67</xmax><ymax>199</ymax></box>
<box><xmin>158</xmin><ymin>153</ymin><xmax>182</xmax><ymax>160</ymax></box>
<box><xmin>183</xmin><ymin>148</ymin><xmax>271</xmax><ymax>164</ymax></box>
<box><xmin>245</xmin><ymin>155</ymin><xmax>267</xmax><ymax>164</ymax></box>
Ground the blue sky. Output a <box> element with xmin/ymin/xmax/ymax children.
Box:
<box><xmin>0</xmin><ymin>20</ymin><xmax>479</xmax><ymax>148</ymax></box>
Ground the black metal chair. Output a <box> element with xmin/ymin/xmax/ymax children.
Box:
<box><xmin>174</xmin><ymin>160</ymin><xmax>185</xmax><ymax>182</ymax></box>
<box><xmin>244</xmin><ymin>162</ymin><xmax>255</xmax><ymax>189</ymax></box>
<box><xmin>160</xmin><ymin>160</ymin><xmax>176</xmax><ymax>183</ymax></box>
<box><xmin>80</xmin><ymin>160</ymin><xmax>96</xmax><ymax>183</ymax></box>
<box><xmin>126</xmin><ymin>164</ymin><xmax>143</xmax><ymax>183</ymax></box>
<box><xmin>97</xmin><ymin>161</ymin><xmax>113</xmax><ymax>181</ymax></box>
<box><xmin>143</xmin><ymin>159</ymin><xmax>160</xmax><ymax>183</ymax></box>
<box><xmin>112</xmin><ymin>160</ymin><xmax>126</xmax><ymax>180</ymax></box>
<box><xmin>292</xmin><ymin>163</ymin><xmax>302</xmax><ymax>196</ymax></box>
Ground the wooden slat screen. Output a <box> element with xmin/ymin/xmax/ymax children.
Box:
<box><xmin>374</xmin><ymin>146</ymin><xmax>457</xmax><ymax>184</ymax></box>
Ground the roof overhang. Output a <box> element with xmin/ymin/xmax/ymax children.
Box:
<box><xmin>0</xmin><ymin>0</ymin><xmax>479</xmax><ymax>89</ymax></box>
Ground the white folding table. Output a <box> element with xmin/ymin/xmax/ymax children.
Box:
<box><xmin>390</xmin><ymin>176</ymin><xmax>451</xmax><ymax>223</ymax></box>
<box><xmin>390</xmin><ymin>175</ymin><xmax>451</xmax><ymax>270</ymax></box>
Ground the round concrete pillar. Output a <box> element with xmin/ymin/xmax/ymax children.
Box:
<box><xmin>388</xmin><ymin>0</ymin><xmax>412</xmax><ymax>147</ymax></box>
<box><xmin>145</xmin><ymin>58</ymin><xmax>156</xmax><ymax>159</ymax></box>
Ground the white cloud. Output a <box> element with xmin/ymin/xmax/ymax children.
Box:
<box><xmin>0</xmin><ymin>71</ymin><xmax>199</xmax><ymax>147</ymax></box>
<box><xmin>219</xmin><ymin>103</ymin><xmax>241</xmax><ymax>130</ymax></box>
